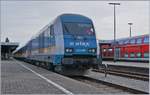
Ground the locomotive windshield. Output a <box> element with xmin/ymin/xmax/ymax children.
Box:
<box><xmin>63</xmin><ymin>23</ymin><xmax>95</xmax><ymax>36</ymax></box>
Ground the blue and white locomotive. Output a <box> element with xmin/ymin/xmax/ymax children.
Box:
<box><xmin>14</xmin><ymin>14</ymin><xmax>100</xmax><ymax>75</ymax></box>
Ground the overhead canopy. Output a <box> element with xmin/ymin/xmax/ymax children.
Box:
<box><xmin>1</xmin><ymin>42</ymin><xmax>19</xmax><ymax>60</ymax></box>
<box><xmin>1</xmin><ymin>42</ymin><xmax>19</xmax><ymax>53</ymax></box>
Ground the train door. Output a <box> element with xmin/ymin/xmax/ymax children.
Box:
<box><xmin>115</xmin><ymin>48</ymin><xmax>120</xmax><ymax>59</ymax></box>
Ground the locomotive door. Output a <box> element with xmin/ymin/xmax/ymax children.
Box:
<box><xmin>115</xmin><ymin>48</ymin><xmax>120</xmax><ymax>58</ymax></box>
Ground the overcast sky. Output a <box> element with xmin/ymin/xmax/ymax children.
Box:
<box><xmin>1</xmin><ymin>1</ymin><xmax>149</xmax><ymax>47</ymax></box>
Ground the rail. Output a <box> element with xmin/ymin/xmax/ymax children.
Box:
<box><xmin>92</xmin><ymin>69</ymin><xmax>149</xmax><ymax>81</ymax></box>
<box><xmin>69</xmin><ymin>76</ymin><xmax>148</xmax><ymax>94</ymax></box>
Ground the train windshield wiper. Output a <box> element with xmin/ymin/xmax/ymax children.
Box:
<box><xmin>64</xmin><ymin>24</ymin><xmax>70</xmax><ymax>34</ymax></box>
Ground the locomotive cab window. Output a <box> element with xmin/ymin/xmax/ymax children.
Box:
<box><xmin>63</xmin><ymin>23</ymin><xmax>95</xmax><ymax>36</ymax></box>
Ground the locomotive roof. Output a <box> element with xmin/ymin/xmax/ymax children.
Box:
<box><xmin>15</xmin><ymin>13</ymin><xmax>93</xmax><ymax>53</ymax></box>
<box><xmin>59</xmin><ymin>13</ymin><xmax>92</xmax><ymax>23</ymax></box>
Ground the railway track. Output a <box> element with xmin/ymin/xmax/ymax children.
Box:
<box><xmin>92</xmin><ymin>68</ymin><xmax>149</xmax><ymax>81</ymax></box>
<box><xmin>69</xmin><ymin>76</ymin><xmax>148</xmax><ymax>94</ymax></box>
<box><xmin>69</xmin><ymin>76</ymin><xmax>131</xmax><ymax>94</ymax></box>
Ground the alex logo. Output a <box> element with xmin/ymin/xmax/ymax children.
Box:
<box><xmin>69</xmin><ymin>42</ymin><xmax>89</xmax><ymax>47</ymax></box>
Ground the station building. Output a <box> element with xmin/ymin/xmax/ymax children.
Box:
<box><xmin>1</xmin><ymin>38</ymin><xmax>19</xmax><ymax>60</ymax></box>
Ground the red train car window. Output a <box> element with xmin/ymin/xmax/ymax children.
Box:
<box><xmin>137</xmin><ymin>53</ymin><xmax>141</xmax><ymax>58</ymax></box>
<box><xmin>144</xmin><ymin>52</ymin><xmax>149</xmax><ymax>58</ymax></box>
<box><xmin>124</xmin><ymin>53</ymin><xmax>128</xmax><ymax>58</ymax></box>
<box><xmin>143</xmin><ymin>36</ymin><xmax>149</xmax><ymax>43</ymax></box>
<box><xmin>130</xmin><ymin>39</ymin><xmax>136</xmax><ymax>44</ymax></box>
<box><xmin>124</xmin><ymin>40</ymin><xmax>129</xmax><ymax>44</ymax></box>
<box><xmin>108</xmin><ymin>48</ymin><xmax>113</xmax><ymax>52</ymax></box>
<box><xmin>136</xmin><ymin>38</ymin><xmax>142</xmax><ymax>44</ymax></box>
<box><xmin>130</xmin><ymin>53</ymin><xmax>135</xmax><ymax>58</ymax></box>
<box><xmin>119</xmin><ymin>40</ymin><xmax>124</xmax><ymax>45</ymax></box>
<box><xmin>103</xmin><ymin>49</ymin><xmax>106</xmax><ymax>52</ymax></box>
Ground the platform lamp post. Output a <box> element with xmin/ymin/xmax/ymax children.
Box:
<box><xmin>128</xmin><ymin>22</ymin><xmax>133</xmax><ymax>38</ymax></box>
<box><xmin>108</xmin><ymin>3</ymin><xmax>120</xmax><ymax>63</ymax></box>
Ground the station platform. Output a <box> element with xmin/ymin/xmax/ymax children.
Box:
<box><xmin>1</xmin><ymin>60</ymin><xmax>103</xmax><ymax>94</ymax></box>
<box><xmin>102</xmin><ymin>61</ymin><xmax>149</xmax><ymax>68</ymax></box>
<box><xmin>86</xmin><ymin>71</ymin><xmax>149</xmax><ymax>94</ymax></box>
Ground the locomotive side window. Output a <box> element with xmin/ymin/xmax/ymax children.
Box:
<box><xmin>50</xmin><ymin>25</ymin><xmax>54</xmax><ymax>37</ymax></box>
<box><xmin>50</xmin><ymin>25</ymin><xmax>55</xmax><ymax>45</ymax></box>
<box><xmin>143</xmin><ymin>36</ymin><xmax>149</xmax><ymax>43</ymax></box>
<box><xmin>144</xmin><ymin>52</ymin><xmax>149</xmax><ymax>58</ymax></box>
<box><xmin>137</xmin><ymin>53</ymin><xmax>141</xmax><ymax>58</ymax></box>
<box><xmin>136</xmin><ymin>38</ymin><xmax>142</xmax><ymax>44</ymax></box>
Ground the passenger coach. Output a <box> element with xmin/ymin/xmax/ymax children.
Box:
<box><xmin>100</xmin><ymin>34</ymin><xmax>149</xmax><ymax>62</ymax></box>
<box><xmin>14</xmin><ymin>14</ymin><xmax>100</xmax><ymax>75</ymax></box>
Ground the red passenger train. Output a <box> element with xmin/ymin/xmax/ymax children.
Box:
<box><xmin>99</xmin><ymin>34</ymin><xmax>149</xmax><ymax>62</ymax></box>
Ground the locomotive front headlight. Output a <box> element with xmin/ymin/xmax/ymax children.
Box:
<box><xmin>88</xmin><ymin>49</ymin><xmax>91</xmax><ymax>53</ymax></box>
<box><xmin>91</xmin><ymin>49</ymin><xmax>96</xmax><ymax>53</ymax></box>
<box><xmin>66</xmin><ymin>49</ymin><xmax>69</xmax><ymax>52</ymax></box>
<box><xmin>65</xmin><ymin>48</ymin><xmax>73</xmax><ymax>53</ymax></box>
<box><xmin>69</xmin><ymin>48</ymin><xmax>73</xmax><ymax>52</ymax></box>
<box><xmin>88</xmin><ymin>48</ymin><xmax>96</xmax><ymax>53</ymax></box>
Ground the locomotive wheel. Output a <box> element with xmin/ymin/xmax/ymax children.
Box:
<box><xmin>48</xmin><ymin>63</ymin><xmax>54</xmax><ymax>72</ymax></box>
<box><xmin>35</xmin><ymin>62</ymin><xmax>40</xmax><ymax>66</ymax></box>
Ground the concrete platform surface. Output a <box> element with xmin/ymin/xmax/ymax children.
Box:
<box><xmin>86</xmin><ymin>71</ymin><xmax>149</xmax><ymax>93</ymax></box>
<box><xmin>1</xmin><ymin>60</ymin><xmax>103</xmax><ymax>94</ymax></box>
<box><xmin>102</xmin><ymin>61</ymin><xmax>149</xmax><ymax>68</ymax></box>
